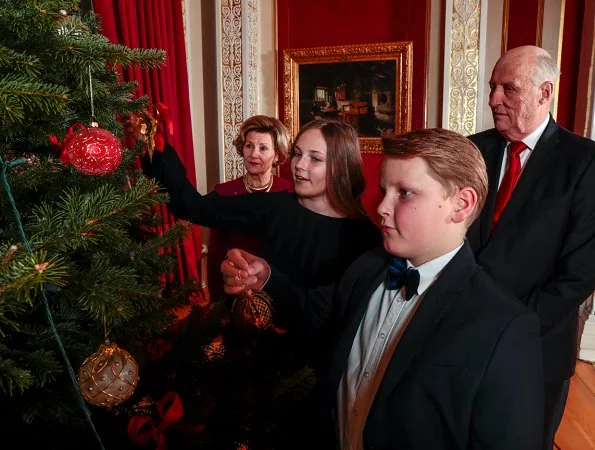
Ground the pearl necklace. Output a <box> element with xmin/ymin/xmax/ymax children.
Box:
<box><xmin>243</xmin><ymin>175</ymin><xmax>273</xmax><ymax>193</ymax></box>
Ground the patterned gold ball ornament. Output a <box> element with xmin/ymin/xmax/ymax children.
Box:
<box><xmin>78</xmin><ymin>342</ymin><xmax>139</xmax><ymax>408</ymax></box>
<box><xmin>231</xmin><ymin>289</ymin><xmax>274</xmax><ymax>332</ymax></box>
<box><xmin>235</xmin><ymin>441</ymin><xmax>250</xmax><ymax>450</ymax></box>
<box><xmin>201</xmin><ymin>334</ymin><xmax>226</xmax><ymax>363</ymax></box>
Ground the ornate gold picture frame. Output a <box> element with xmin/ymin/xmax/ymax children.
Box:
<box><xmin>282</xmin><ymin>42</ymin><xmax>413</xmax><ymax>154</ymax></box>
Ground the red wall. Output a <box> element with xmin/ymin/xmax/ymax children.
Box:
<box><xmin>506</xmin><ymin>0</ymin><xmax>541</xmax><ymax>51</ymax></box>
<box><xmin>557</xmin><ymin>0</ymin><xmax>585</xmax><ymax>130</ymax></box>
<box><xmin>277</xmin><ymin>0</ymin><xmax>584</xmax><ymax>219</ymax></box>
<box><xmin>277</xmin><ymin>0</ymin><xmax>430</xmax><ymax>220</ymax></box>
<box><xmin>504</xmin><ymin>0</ymin><xmax>585</xmax><ymax>130</ymax></box>
<box><xmin>277</xmin><ymin>0</ymin><xmax>429</xmax><ymax>130</ymax></box>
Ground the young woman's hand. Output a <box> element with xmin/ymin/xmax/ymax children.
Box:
<box><xmin>221</xmin><ymin>248</ymin><xmax>270</xmax><ymax>294</ymax></box>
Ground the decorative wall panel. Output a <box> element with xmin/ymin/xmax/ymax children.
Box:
<box><xmin>444</xmin><ymin>0</ymin><xmax>482</xmax><ymax>135</ymax></box>
<box><xmin>243</xmin><ymin>0</ymin><xmax>258</xmax><ymax>120</ymax></box>
<box><xmin>219</xmin><ymin>0</ymin><xmax>259</xmax><ymax>181</ymax></box>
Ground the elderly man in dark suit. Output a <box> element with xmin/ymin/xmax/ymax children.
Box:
<box><xmin>467</xmin><ymin>45</ymin><xmax>595</xmax><ymax>449</ymax></box>
<box><xmin>223</xmin><ymin>128</ymin><xmax>544</xmax><ymax>450</ymax></box>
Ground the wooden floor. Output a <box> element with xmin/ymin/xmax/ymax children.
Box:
<box><xmin>554</xmin><ymin>359</ymin><xmax>595</xmax><ymax>449</ymax></box>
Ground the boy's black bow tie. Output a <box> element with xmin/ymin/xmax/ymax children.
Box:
<box><xmin>387</xmin><ymin>257</ymin><xmax>420</xmax><ymax>301</ymax></box>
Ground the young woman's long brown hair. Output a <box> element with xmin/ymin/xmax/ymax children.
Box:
<box><xmin>291</xmin><ymin>119</ymin><xmax>369</xmax><ymax>219</ymax></box>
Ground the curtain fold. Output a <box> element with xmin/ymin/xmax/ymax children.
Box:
<box><xmin>94</xmin><ymin>0</ymin><xmax>205</xmax><ymax>313</ymax></box>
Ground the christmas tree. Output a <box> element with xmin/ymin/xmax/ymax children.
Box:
<box><xmin>0</xmin><ymin>2</ymin><xmax>316</xmax><ymax>448</ymax></box>
<box><xmin>0</xmin><ymin>0</ymin><xmax>193</xmax><ymax>446</ymax></box>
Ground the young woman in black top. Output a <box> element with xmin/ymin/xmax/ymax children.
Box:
<box><xmin>143</xmin><ymin>118</ymin><xmax>381</xmax><ymax>448</ymax></box>
<box><xmin>145</xmin><ymin>118</ymin><xmax>381</xmax><ymax>291</ymax></box>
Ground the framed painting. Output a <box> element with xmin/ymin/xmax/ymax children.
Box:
<box><xmin>282</xmin><ymin>41</ymin><xmax>412</xmax><ymax>153</ymax></box>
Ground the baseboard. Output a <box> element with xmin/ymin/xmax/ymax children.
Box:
<box><xmin>580</xmin><ymin>332</ymin><xmax>595</xmax><ymax>348</ymax></box>
<box><xmin>579</xmin><ymin>348</ymin><xmax>595</xmax><ymax>362</ymax></box>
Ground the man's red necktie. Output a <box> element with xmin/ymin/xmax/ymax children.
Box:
<box><xmin>492</xmin><ymin>141</ymin><xmax>527</xmax><ymax>229</ymax></box>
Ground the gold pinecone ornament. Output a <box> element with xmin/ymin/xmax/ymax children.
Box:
<box><xmin>231</xmin><ymin>289</ymin><xmax>275</xmax><ymax>332</ymax></box>
<box><xmin>78</xmin><ymin>342</ymin><xmax>139</xmax><ymax>408</ymax></box>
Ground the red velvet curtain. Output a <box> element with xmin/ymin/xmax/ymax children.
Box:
<box><xmin>93</xmin><ymin>0</ymin><xmax>205</xmax><ymax>312</ymax></box>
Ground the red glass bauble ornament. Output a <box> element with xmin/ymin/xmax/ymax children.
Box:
<box><xmin>65</xmin><ymin>123</ymin><xmax>123</xmax><ymax>176</ymax></box>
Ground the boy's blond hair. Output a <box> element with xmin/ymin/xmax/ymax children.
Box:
<box><xmin>381</xmin><ymin>128</ymin><xmax>488</xmax><ymax>224</ymax></box>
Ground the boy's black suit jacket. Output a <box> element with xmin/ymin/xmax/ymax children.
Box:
<box><xmin>467</xmin><ymin>116</ymin><xmax>595</xmax><ymax>383</ymax></box>
<box><xmin>268</xmin><ymin>243</ymin><xmax>543</xmax><ymax>450</ymax></box>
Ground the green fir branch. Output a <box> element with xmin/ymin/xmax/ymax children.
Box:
<box><xmin>0</xmin><ymin>250</ymin><xmax>69</xmax><ymax>305</ymax></box>
<box><xmin>0</xmin><ymin>0</ymin><xmax>60</xmax><ymax>40</ymax></box>
<box><xmin>0</xmin><ymin>74</ymin><xmax>68</xmax><ymax>127</ymax></box>
<box><xmin>53</xmin><ymin>33</ymin><xmax>166</xmax><ymax>70</ymax></box>
<box><xmin>134</xmin><ymin>221</ymin><xmax>193</xmax><ymax>258</ymax></box>
<box><xmin>274</xmin><ymin>366</ymin><xmax>317</xmax><ymax>411</ymax></box>
<box><xmin>18</xmin><ymin>348</ymin><xmax>63</xmax><ymax>388</ymax></box>
<box><xmin>30</xmin><ymin>177</ymin><xmax>166</xmax><ymax>252</ymax></box>
<box><xmin>75</xmin><ymin>255</ymin><xmax>162</xmax><ymax>327</ymax></box>
<box><xmin>0</xmin><ymin>355</ymin><xmax>34</xmax><ymax>395</ymax></box>
<box><xmin>0</xmin><ymin>46</ymin><xmax>42</xmax><ymax>77</ymax></box>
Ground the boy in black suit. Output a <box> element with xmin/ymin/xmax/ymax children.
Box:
<box><xmin>223</xmin><ymin>128</ymin><xmax>544</xmax><ymax>450</ymax></box>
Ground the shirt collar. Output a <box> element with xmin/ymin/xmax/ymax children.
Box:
<box><xmin>509</xmin><ymin>114</ymin><xmax>550</xmax><ymax>151</ymax></box>
<box><xmin>407</xmin><ymin>242</ymin><xmax>464</xmax><ymax>297</ymax></box>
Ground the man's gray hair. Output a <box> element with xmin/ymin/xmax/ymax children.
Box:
<box><xmin>533</xmin><ymin>54</ymin><xmax>561</xmax><ymax>86</ymax></box>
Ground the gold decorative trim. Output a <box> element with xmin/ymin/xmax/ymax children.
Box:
<box><xmin>501</xmin><ymin>0</ymin><xmax>510</xmax><ymax>55</ymax></box>
<box><xmin>282</xmin><ymin>42</ymin><xmax>412</xmax><ymax>154</ymax></box>
<box><xmin>423</xmin><ymin>0</ymin><xmax>433</xmax><ymax>128</ymax></box>
<box><xmin>447</xmin><ymin>0</ymin><xmax>481</xmax><ymax>136</ymax></box>
<box><xmin>553</xmin><ymin>0</ymin><xmax>566</xmax><ymax>120</ymax></box>
<box><xmin>220</xmin><ymin>0</ymin><xmax>244</xmax><ymax>181</ymax></box>
<box><xmin>573</xmin><ymin>0</ymin><xmax>594</xmax><ymax>135</ymax></box>
<box><xmin>274</xmin><ymin>0</ymin><xmax>279</xmax><ymax>117</ymax></box>
<box><xmin>536</xmin><ymin>0</ymin><xmax>544</xmax><ymax>47</ymax></box>
<box><xmin>502</xmin><ymin>0</ymin><xmax>544</xmax><ymax>51</ymax></box>
<box><xmin>244</xmin><ymin>0</ymin><xmax>258</xmax><ymax>118</ymax></box>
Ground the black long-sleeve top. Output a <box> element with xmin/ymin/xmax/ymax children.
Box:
<box><xmin>145</xmin><ymin>145</ymin><xmax>382</xmax><ymax>289</ymax></box>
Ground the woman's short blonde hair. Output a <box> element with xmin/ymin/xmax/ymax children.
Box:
<box><xmin>233</xmin><ymin>115</ymin><xmax>290</xmax><ymax>167</ymax></box>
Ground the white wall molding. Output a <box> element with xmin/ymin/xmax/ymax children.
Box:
<box><xmin>183</xmin><ymin>0</ymin><xmax>206</xmax><ymax>192</ymax></box>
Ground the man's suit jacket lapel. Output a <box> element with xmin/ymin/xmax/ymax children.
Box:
<box><xmin>473</xmin><ymin>117</ymin><xmax>560</xmax><ymax>249</ymax></box>
<box><xmin>486</xmin><ymin>118</ymin><xmax>560</xmax><ymax>241</ymax></box>
<box><xmin>371</xmin><ymin>243</ymin><xmax>475</xmax><ymax>406</ymax></box>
